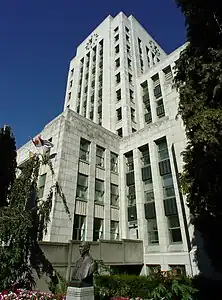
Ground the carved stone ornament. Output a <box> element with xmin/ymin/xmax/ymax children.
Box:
<box><xmin>149</xmin><ymin>40</ymin><xmax>160</xmax><ymax>57</ymax></box>
<box><xmin>85</xmin><ymin>33</ymin><xmax>99</xmax><ymax>50</ymax></box>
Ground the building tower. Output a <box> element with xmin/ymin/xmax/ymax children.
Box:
<box><xmin>17</xmin><ymin>13</ymin><xmax>197</xmax><ymax>276</ymax></box>
<box><xmin>63</xmin><ymin>13</ymin><xmax>166</xmax><ymax>137</ymax></box>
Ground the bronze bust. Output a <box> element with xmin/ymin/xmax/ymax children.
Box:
<box><xmin>70</xmin><ymin>241</ymin><xmax>97</xmax><ymax>287</ymax></box>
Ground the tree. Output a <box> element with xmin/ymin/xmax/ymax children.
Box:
<box><xmin>0</xmin><ymin>138</ymin><xmax>70</xmax><ymax>290</ymax></box>
<box><xmin>0</xmin><ymin>125</ymin><xmax>17</xmax><ymax>207</ymax></box>
<box><xmin>174</xmin><ymin>0</ymin><xmax>222</xmax><ymax>274</ymax></box>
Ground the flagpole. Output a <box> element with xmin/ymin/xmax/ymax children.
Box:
<box><xmin>30</xmin><ymin>136</ymin><xmax>42</xmax><ymax>157</ymax></box>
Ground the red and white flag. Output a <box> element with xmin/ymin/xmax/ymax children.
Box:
<box><xmin>32</xmin><ymin>135</ymin><xmax>43</xmax><ymax>147</ymax></box>
<box><xmin>32</xmin><ymin>135</ymin><xmax>54</xmax><ymax>148</ymax></box>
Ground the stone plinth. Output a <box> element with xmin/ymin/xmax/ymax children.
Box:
<box><xmin>66</xmin><ymin>286</ymin><xmax>94</xmax><ymax>300</ymax></box>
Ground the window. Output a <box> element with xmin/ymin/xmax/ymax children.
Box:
<box><xmin>69</xmin><ymin>80</ymin><xmax>73</xmax><ymax>88</ymax></box>
<box><xmin>85</xmin><ymin>85</ymin><xmax>89</xmax><ymax>93</ymax></box>
<box><xmin>169</xmin><ymin>265</ymin><xmax>186</xmax><ymax>275</ymax></box>
<box><xmin>130</xmin><ymin>89</ymin><xmax>134</xmax><ymax>102</ymax></box>
<box><xmin>126</xmin><ymin>155</ymin><xmax>134</xmax><ymax>171</ymax></box>
<box><xmin>163</xmin><ymin>174</ymin><xmax>175</xmax><ymax>198</ymax></box>
<box><xmin>114</xmin><ymin>26</ymin><xmax>119</xmax><ymax>33</ymax></box>
<box><xmin>116</xmin><ymin>108</ymin><xmax>122</xmax><ymax>121</ymax></box>
<box><xmin>98</xmin><ymin>88</ymin><xmax>103</xmax><ymax>98</ymax></box>
<box><xmin>127</xmin><ymin>45</ymin><xmax>130</xmax><ymax>54</ymax></box>
<box><xmin>79</xmin><ymin>138</ymin><xmax>90</xmax><ymax>162</ymax></box>
<box><xmin>126</xmin><ymin>34</ymin><xmax>130</xmax><ymax>42</ymax></box>
<box><xmin>116</xmin><ymin>89</ymin><xmax>121</xmax><ymax>101</ymax></box>
<box><xmin>115</xmin><ymin>45</ymin><xmax>120</xmax><ymax>54</ymax></box>
<box><xmin>128</xmin><ymin>58</ymin><xmax>132</xmax><ymax>68</ymax></box>
<box><xmin>146</xmin><ymin>47</ymin><xmax>150</xmax><ymax>67</ymax></box>
<box><xmin>114</xmin><ymin>34</ymin><xmax>119</xmax><ymax>42</ymax></box>
<box><xmin>115</xmin><ymin>58</ymin><xmax>120</xmax><ymax>69</ymax></box>
<box><xmin>157</xmin><ymin>139</ymin><xmax>169</xmax><ymax>161</ymax></box>
<box><xmin>117</xmin><ymin>128</ymin><xmax>123</xmax><ymax>137</ymax></box>
<box><xmin>156</xmin><ymin>99</ymin><xmax>165</xmax><ymax>117</ymax></box>
<box><xmin>132</xmin><ymin>128</ymin><xmax>136</xmax><ymax>133</ymax></box>
<box><xmin>68</xmin><ymin>92</ymin><xmax>71</xmax><ymax>100</ymax></box>
<box><xmin>145</xmin><ymin>190</ymin><xmax>154</xmax><ymax>202</ymax></box>
<box><xmin>93</xmin><ymin>218</ymin><xmax>103</xmax><ymax>241</ymax></box>
<box><xmin>85</xmin><ymin>72</ymin><xmax>89</xmax><ymax>80</ymax></box>
<box><xmin>95</xmin><ymin>179</ymin><xmax>104</xmax><ymax>203</ymax></box>
<box><xmin>76</xmin><ymin>174</ymin><xmax>88</xmax><ymax>199</ymax></box>
<box><xmin>168</xmin><ymin>215</ymin><xmax>182</xmax><ymax>243</ymax></box>
<box><xmin>116</xmin><ymin>73</ymin><xmax>121</xmax><ymax>84</ymax></box>
<box><xmin>125</xmin><ymin>26</ymin><xmax>129</xmax><ymax>33</ymax></box>
<box><xmin>38</xmin><ymin>173</ymin><xmax>46</xmax><ymax>198</ymax></box>
<box><xmin>128</xmin><ymin>185</ymin><xmax>136</xmax><ymax>206</ymax></box>
<box><xmin>141</xmin><ymin>149</ymin><xmax>150</xmax><ymax>166</ymax></box>
<box><xmin>111</xmin><ymin>184</ymin><xmax>119</xmax><ymax>206</ymax></box>
<box><xmin>131</xmin><ymin>108</ymin><xmax>135</xmax><ymax>122</ymax></box>
<box><xmin>72</xmin><ymin>215</ymin><xmax>85</xmax><ymax>241</ymax></box>
<box><xmin>70</xmin><ymin>68</ymin><xmax>74</xmax><ymax>76</ymax></box>
<box><xmin>91</xmin><ymin>80</ymin><xmax>95</xmax><ymax>88</ymax></box>
<box><xmin>98</xmin><ymin>111</ymin><xmax>102</xmax><ymax>125</ymax></box>
<box><xmin>111</xmin><ymin>221</ymin><xmax>119</xmax><ymax>240</ymax></box>
<box><xmin>147</xmin><ymin>219</ymin><xmax>159</xmax><ymax>244</ymax></box>
<box><xmin>111</xmin><ymin>152</ymin><xmax>118</xmax><ymax>173</ymax></box>
<box><xmin>128</xmin><ymin>73</ymin><xmax>132</xmax><ymax>84</ymax></box>
<box><xmin>163</xmin><ymin>65</ymin><xmax>173</xmax><ymax>82</ymax></box>
<box><xmin>99</xmin><ymin>74</ymin><xmax>103</xmax><ymax>82</ymax></box>
<box><xmin>129</xmin><ymin>223</ymin><xmax>138</xmax><ymax>239</ymax></box>
<box><xmin>96</xmin><ymin>146</ymin><xmax>105</xmax><ymax>168</ymax></box>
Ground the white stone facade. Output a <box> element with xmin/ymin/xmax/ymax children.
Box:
<box><xmin>17</xmin><ymin>13</ymin><xmax>197</xmax><ymax>276</ymax></box>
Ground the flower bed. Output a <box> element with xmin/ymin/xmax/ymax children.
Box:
<box><xmin>0</xmin><ymin>289</ymin><xmax>65</xmax><ymax>300</ymax></box>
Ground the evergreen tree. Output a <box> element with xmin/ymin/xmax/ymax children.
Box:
<box><xmin>0</xmin><ymin>149</ymin><xmax>70</xmax><ymax>290</ymax></box>
<box><xmin>0</xmin><ymin>125</ymin><xmax>17</xmax><ymax>207</ymax></box>
<box><xmin>174</xmin><ymin>0</ymin><xmax>222</xmax><ymax>273</ymax></box>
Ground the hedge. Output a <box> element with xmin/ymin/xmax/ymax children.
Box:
<box><xmin>94</xmin><ymin>273</ymin><xmax>197</xmax><ymax>300</ymax></box>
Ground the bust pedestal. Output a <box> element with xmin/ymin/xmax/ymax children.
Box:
<box><xmin>66</xmin><ymin>282</ymin><xmax>94</xmax><ymax>300</ymax></box>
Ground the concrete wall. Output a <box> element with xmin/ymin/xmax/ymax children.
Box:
<box><xmin>36</xmin><ymin>239</ymin><xmax>143</xmax><ymax>291</ymax></box>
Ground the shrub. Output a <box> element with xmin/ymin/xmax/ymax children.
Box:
<box><xmin>94</xmin><ymin>273</ymin><xmax>197</xmax><ymax>300</ymax></box>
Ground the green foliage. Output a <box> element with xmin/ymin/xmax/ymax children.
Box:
<box><xmin>174</xmin><ymin>0</ymin><xmax>222</xmax><ymax>49</ymax></box>
<box><xmin>0</xmin><ymin>149</ymin><xmax>70</xmax><ymax>291</ymax></box>
<box><xmin>48</xmin><ymin>273</ymin><xmax>68</xmax><ymax>295</ymax></box>
<box><xmin>94</xmin><ymin>273</ymin><xmax>197</xmax><ymax>300</ymax></box>
<box><xmin>0</xmin><ymin>126</ymin><xmax>17</xmax><ymax>207</ymax></box>
<box><xmin>174</xmin><ymin>0</ymin><xmax>222</xmax><ymax>273</ymax></box>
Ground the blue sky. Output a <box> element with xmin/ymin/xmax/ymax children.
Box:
<box><xmin>0</xmin><ymin>0</ymin><xmax>186</xmax><ymax>148</ymax></box>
